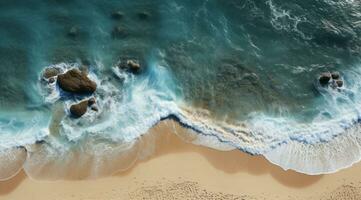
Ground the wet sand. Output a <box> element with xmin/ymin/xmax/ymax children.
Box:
<box><xmin>1</xmin><ymin>120</ymin><xmax>361</xmax><ymax>200</ymax></box>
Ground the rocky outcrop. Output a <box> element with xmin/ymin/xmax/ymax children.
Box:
<box><xmin>90</xmin><ymin>105</ymin><xmax>98</xmax><ymax>112</ymax></box>
<box><xmin>127</xmin><ymin>60</ymin><xmax>141</xmax><ymax>72</ymax></box>
<box><xmin>319</xmin><ymin>72</ymin><xmax>331</xmax><ymax>85</ymax></box>
<box><xmin>335</xmin><ymin>79</ymin><xmax>343</xmax><ymax>87</ymax></box>
<box><xmin>318</xmin><ymin>71</ymin><xmax>344</xmax><ymax>89</ymax></box>
<box><xmin>88</xmin><ymin>97</ymin><xmax>96</xmax><ymax>106</ymax></box>
<box><xmin>69</xmin><ymin>97</ymin><xmax>98</xmax><ymax>117</ymax></box>
<box><xmin>57</xmin><ymin>69</ymin><xmax>97</xmax><ymax>94</ymax></box>
<box><xmin>43</xmin><ymin>67</ymin><xmax>61</xmax><ymax>79</ymax></box>
<box><xmin>331</xmin><ymin>71</ymin><xmax>340</xmax><ymax>80</ymax></box>
<box><xmin>70</xmin><ymin>100</ymin><xmax>89</xmax><ymax>118</ymax></box>
<box><xmin>48</xmin><ymin>77</ymin><xmax>55</xmax><ymax>84</ymax></box>
<box><xmin>117</xmin><ymin>58</ymin><xmax>142</xmax><ymax>73</ymax></box>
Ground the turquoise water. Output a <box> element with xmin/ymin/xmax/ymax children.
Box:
<box><xmin>1</xmin><ymin>0</ymin><xmax>361</xmax><ymax>179</ymax></box>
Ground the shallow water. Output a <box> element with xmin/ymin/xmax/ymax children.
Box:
<box><xmin>1</xmin><ymin>0</ymin><xmax>361</xmax><ymax>178</ymax></box>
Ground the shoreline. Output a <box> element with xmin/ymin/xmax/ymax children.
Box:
<box><xmin>1</xmin><ymin>121</ymin><xmax>361</xmax><ymax>199</ymax></box>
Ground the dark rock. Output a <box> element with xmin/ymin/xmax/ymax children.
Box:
<box><xmin>319</xmin><ymin>72</ymin><xmax>331</xmax><ymax>85</ymax></box>
<box><xmin>111</xmin><ymin>11</ymin><xmax>124</xmax><ymax>20</ymax></box>
<box><xmin>127</xmin><ymin>60</ymin><xmax>141</xmax><ymax>72</ymax></box>
<box><xmin>48</xmin><ymin>77</ymin><xmax>55</xmax><ymax>84</ymax></box>
<box><xmin>57</xmin><ymin>68</ymin><xmax>97</xmax><ymax>94</ymax></box>
<box><xmin>117</xmin><ymin>58</ymin><xmax>143</xmax><ymax>73</ymax></box>
<box><xmin>88</xmin><ymin>97</ymin><xmax>96</xmax><ymax>106</ymax></box>
<box><xmin>336</xmin><ymin>79</ymin><xmax>343</xmax><ymax>87</ymax></box>
<box><xmin>90</xmin><ymin>106</ymin><xmax>99</xmax><ymax>112</ymax></box>
<box><xmin>137</xmin><ymin>11</ymin><xmax>150</xmax><ymax>19</ymax></box>
<box><xmin>70</xmin><ymin>100</ymin><xmax>89</xmax><ymax>118</ymax></box>
<box><xmin>331</xmin><ymin>71</ymin><xmax>340</xmax><ymax>80</ymax></box>
<box><xmin>68</xmin><ymin>26</ymin><xmax>78</xmax><ymax>37</ymax></box>
<box><xmin>35</xmin><ymin>140</ymin><xmax>46</xmax><ymax>145</ymax></box>
<box><xmin>43</xmin><ymin>67</ymin><xmax>61</xmax><ymax>79</ymax></box>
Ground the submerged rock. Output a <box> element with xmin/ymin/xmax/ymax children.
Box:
<box><xmin>88</xmin><ymin>97</ymin><xmax>96</xmax><ymax>106</ymax></box>
<box><xmin>111</xmin><ymin>11</ymin><xmax>124</xmax><ymax>20</ymax></box>
<box><xmin>335</xmin><ymin>79</ymin><xmax>343</xmax><ymax>87</ymax></box>
<box><xmin>117</xmin><ymin>58</ymin><xmax>142</xmax><ymax>73</ymax></box>
<box><xmin>331</xmin><ymin>71</ymin><xmax>340</xmax><ymax>80</ymax></box>
<box><xmin>319</xmin><ymin>72</ymin><xmax>331</xmax><ymax>85</ymax></box>
<box><xmin>127</xmin><ymin>60</ymin><xmax>141</xmax><ymax>72</ymax></box>
<box><xmin>90</xmin><ymin>105</ymin><xmax>98</xmax><ymax>112</ymax></box>
<box><xmin>43</xmin><ymin>67</ymin><xmax>61</xmax><ymax>79</ymax></box>
<box><xmin>57</xmin><ymin>68</ymin><xmax>97</xmax><ymax>94</ymax></box>
<box><xmin>68</xmin><ymin>26</ymin><xmax>79</xmax><ymax>37</ymax></box>
<box><xmin>48</xmin><ymin>77</ymin><xmax>55</xmax><ymax>84</ymax></box>
<box><xmin>137</xmin><ymin>11</ymin><xmax>150</xmax><ymax>19</ymax></box>
<box><xmin>70</xmin><ymin>100</ymin><xmax>88</xmax><ymax>118</ymax></box>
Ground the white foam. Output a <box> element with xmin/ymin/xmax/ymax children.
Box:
<box><xmin>29</xmin><ymin>60</ymin><xmax>361</xmax><ymax>176</ymax></box>
<box><xmin>58</xmin><ymin>61</ymin><xmax>178</xmax><ymax>143</ymax></box>
<box><xmin>266</xmin><ymin>0</ymin><xmax>310</xmax><ymax>40</ymax></box>
<box><xmin>0</xmin><ymin>112</ymin><xmax>49</xmax><ymax>149</ymax></box>
<box><xmin>24</xmin><ymin>136</ymin><xmax>140</xmax><ymax>180</ymax></box>
<box><xmin>264</xmin><ymin>124</ymin><xmax>361</xmax><ymax>175</ymax></box>
<box><xmin>171</xmin><ymin>66</ymin><xmax>361</xmax><ymax>174</ymax></box>
<box><xmin>23</xmin><ymin>60</ymin><xmax>182</xmax><ymax>179</ymax></box>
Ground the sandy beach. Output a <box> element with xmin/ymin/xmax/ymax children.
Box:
<box><xmin>1</xmin><ymin>120</ymin><xmax>361</xmax><ymax>200</ymax></box>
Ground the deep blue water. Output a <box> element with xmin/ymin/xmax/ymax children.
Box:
<box><xmin>1</xmin><ymin>0</ymin><xmax>361</xmax><ymax>179</ymax></box>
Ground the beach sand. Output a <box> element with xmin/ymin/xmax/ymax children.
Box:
<box><xmin>1</xmin><ymin>120</ymin><xmax>361</xmax><ymax>200</ymax></box>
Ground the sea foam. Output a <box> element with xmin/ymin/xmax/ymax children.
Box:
<box><xmin>5</xmin><ymin>61</ymin><xmax>361</xmax><ymax>178</ymax></box>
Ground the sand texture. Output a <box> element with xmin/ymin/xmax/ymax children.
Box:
<box><xmin>1</xmin><ymin>121</ymin><xmax>361</xmax><ymax>200</ymax></box>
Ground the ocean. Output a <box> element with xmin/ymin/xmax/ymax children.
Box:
<box><xmin>0</xmin><ymin>0</ymin><xmax>361</xmax><ymax>180</ymax></box>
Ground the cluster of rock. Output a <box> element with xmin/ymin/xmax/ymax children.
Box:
<box><xmin>67</xmin><ymin>10</ymin><xmax>150</xmax><ymax>39</ymax></box>
<box><xmin>117</xmin><ymin>58</ymin><xmax>142</xmax><ymax>73</ymax></box>
<box><xmin>319</xmin><ymin>71</ymin><xmax>343</xmax><ymax>88</ymax></box>
<box><xmin>110</xmin><ymin>10</ymin><xmax>150</xmax><ymax>20</ymax></box>
<box><xmin>42</xmin><ymin>67</ymin><xmax>99</xmax><ymax>118</ymax></box>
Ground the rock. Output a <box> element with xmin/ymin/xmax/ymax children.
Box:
<box><xmin>331</xmin><ymin>71</ymin><xmax>340</xmax><ymax>80</ymax></box>
<box><xmin>137</xmin><ymin>11</ymin><xmax>150</xmax><ymax>19</ymax></box>
<box><xmin>43</xmin><ymin>67</ymin><xmax>61</xmax><ymax>79</ymax></box>
<box><xmin>68</xmin><ymin>26</ymin><xmax>78</xmax><ymax>37</ymax></box>
<box><xmin>336</xmin><ymin>79</ymin><xmax>343</xmax><ymax>87</ymax></box>
<box><xmin>88</xmin><ymin>97</ymin><xmax>96</xmax><ymax>106</ymax></box>
<box><xmin>127</xmin><ymin>60</ymin><xmax>141</xmax><ymax>72</ymax></box>
<box><xmin>319</xmin><ymin>72</ymin><xmax>331</xmax><ymax>85</ymax></box>
<box><xmin>90</xmin><ymin>106</ymin><xmax>98</xmax><ymax>112</ymax></box>
<box><xmin>35</xmin><ymin>140</ymin><xmax>46</xmax><ymax>145</ymax></box>
<box><xmin>117</xmin><ymin>55</ymin><xmax>145</xmax><ymax>73</ymax></box>
<box><xmin>112</xmin><ymin>26</ymin><xmax>128</xmax><ymax>38</ymax></box>
<box><xmin>70</xmin><ymin>100</ymin><xmax>89</xmax><ymax>118</ymax></box>
<box><xmin>57</xmin><ymin>68</ymin><xmax>97</xmax><ymax>94</ymax></box>
<box><xmin>111</xmin><ymin>11</ymin><xmax>124</xmax><ymax>20</ymax></box>
<box><xmin>48</xmin><ymin>77</ymin><xmax>55</xmax><ymax>84</ymax></box>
